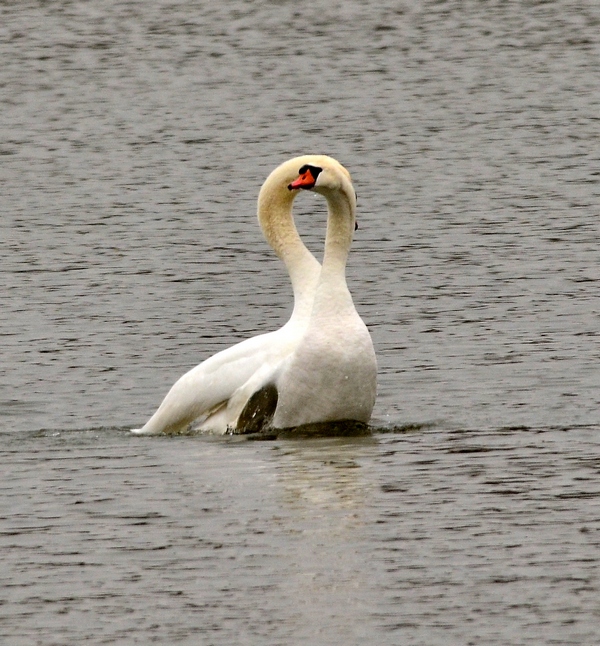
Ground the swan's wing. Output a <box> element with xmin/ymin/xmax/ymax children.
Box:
<box><xmin>199</xmin><ymin>355</ymin><xmax>286</xmax><ymax>434</ymax></box>
<box><xmin>132</xmin><ymin>328</ymin><xmax>288</xmax><ymax>435</ymax></box>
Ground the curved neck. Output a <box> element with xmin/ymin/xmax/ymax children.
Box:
<box><xmin>257</xmin><ymin>176</ymin><xmax>320</xmax><ymax>322</ymax></box>
<box><xmin>320</xmin><ymin>189</ymin><xmax>355</xmax><ymax>282</ymax></box>
<box><xmin>308</xmin><ymin>186</ymin><xmax>356</xmax><ymax>318</ymax></box>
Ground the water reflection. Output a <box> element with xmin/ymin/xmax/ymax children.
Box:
<box><xmin>263</xmin><ymin>438</ymin><xmax>381</xmax><ymax>641</ymax></box>
<box><xmin>271</xmin><ymin>437</ymin><xmax>375</xmax><ymax>514</ymax></box>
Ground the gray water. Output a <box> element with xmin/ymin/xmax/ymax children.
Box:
<box><xmin>1</xmin><ymin>0</ymin><xmax>599</xmax><ymax>643</ymax></box>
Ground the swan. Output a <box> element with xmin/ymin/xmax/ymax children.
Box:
<box><xmin>270</xmin><ymin>159</ymin><xmax>377</xmax><ymax>428</ymax></box>
<box><xmin>132</xmin><ymin>155</ymin><xmax>333</xmax><ymax>435</ymax></box>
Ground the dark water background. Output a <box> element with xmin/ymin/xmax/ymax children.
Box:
<box><xmin>1</xmin><ymin>1</ymin><xmax>599</xmax><ymax>643</ymax></box>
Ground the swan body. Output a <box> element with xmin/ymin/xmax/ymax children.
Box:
<box><xmin>132</xmin><ymin>156</ymin><xmax>328</xmax><ymax>435</ymax></box>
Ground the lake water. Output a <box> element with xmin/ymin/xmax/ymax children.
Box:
<box><xmin>1</xmin><ymin>1</ymin><xmax>599</xmax><ymax>643</ymax></box>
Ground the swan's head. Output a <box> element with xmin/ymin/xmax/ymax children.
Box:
<box><xmin>287</xmin><ymin>155</ymin><xmax>353</xmax><ymax>198</ymax></box>
<box><xmin>258</xmin><ymin>154</ymin><xmax>356</xmax><ymax>235</ymax></box>
<box><xmin>287</xmin><ymin>155</ymin><xmax>357</xmax><ymax>227</ymax></box>
<box><xmin>260</xmin><ymin>154</ymin><xmax>353</xmax><ymax>200</ymax></box>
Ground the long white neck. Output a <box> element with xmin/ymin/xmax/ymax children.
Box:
<box><xmin>257</xmin><ymin>167</ymin><xmax>321</xmax><ymax>323</ymax></box>
<box><xmin>311</xmin><ymin>184</ymin><xmax>357</xmax><ymax>315</ymax></box>
<box><xmin>321</xmin><ymin>189</ymin><xmax>355</xmax><ymax>279</ymax></box>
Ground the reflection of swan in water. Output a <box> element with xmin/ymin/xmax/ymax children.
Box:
<box><xmin>133</xmin><ymin>155</ymin><xmax>377</xmax><ymax>435</ymax></box>
<box><xmin>273</xmin><ymin>438</ymin><xmax>376</xmax><ymax>515</ymax></box>
<box><xmin>269</xmin><ymin>438</ymin><xmax>377</xmax><ymax>636</ymax></box>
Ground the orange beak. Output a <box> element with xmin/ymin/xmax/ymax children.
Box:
<box><xmin>288</xmin><ymin>168</ymin><xmax>317</xmax><ymax>190</ymax></box>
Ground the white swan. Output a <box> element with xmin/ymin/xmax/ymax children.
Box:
<box><xmin>271</xmin><ymin>159</ymin><xmax>377</xmax><ymax>428</ymax></box>
<box><xmin>133</xmin><ymin>155</ymin><xmax>377</xmax><ymax>434</ymax></box>
<box><xmin>132</xmin><ymin>155</ymin><xmax>330</xmax><ymax>435</ymax></box>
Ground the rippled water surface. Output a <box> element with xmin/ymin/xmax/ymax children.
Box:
<box><xmin>2</xmin><ymin>0</ymin><xmax>599</xmax><ymax>643</ymax></box>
